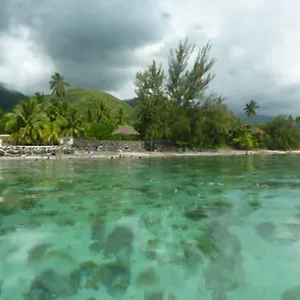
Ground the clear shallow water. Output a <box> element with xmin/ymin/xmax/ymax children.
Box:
<box><xmin>1</xmin><ymin>156</ymin><xmax>300</xmax><ymax>299</ymax></box>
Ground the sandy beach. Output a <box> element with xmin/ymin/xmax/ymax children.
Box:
<box><xmin>1</xmin><ymin>149</ymin><xmax>300</xmax><ymax>161</ymax></box>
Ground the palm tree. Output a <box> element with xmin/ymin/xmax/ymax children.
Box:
<box><xmin>87</xmin><ymin>107</ymin><xmax>93</xmax><ymax>122</ymax></box>
<box><xmin>58</xmin><ymin>107</ymin><xmax>84</xmax><ymax>138</ymax></box>
<box><xmin>244</xmin><ymin>100</ymin><xmax>259</xmax><ymax>119</ymax></box>
<box><xmin>96</xmin><ymin>102</ymin><xmax>110</xmax><ymax>123</ymax></box>
<box><xmin>5</xmin><ymin>98</ymin><xmax>48</xmax><ymax>145</ymax></box>
<box><xmin>35</xmin><ymin>92</ymin><xmax>45</xmax><ymax>104</ymax></box>
<box><xmin>42</xmin><ymin>121</ymin><xmax>61</xmax><ymax>145</ymax></box>
<box><xmin>49</xmin><ymin>72</ymin><xmax>70</xmax><ymax>98</ymax></box>
<box><xmin>116</xmin><ymin>107</ymin><xmax>126</xmax><ymax>126</ymax></box>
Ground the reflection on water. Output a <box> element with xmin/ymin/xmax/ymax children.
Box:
<box><xmin>0</xmin><ymin>156</ymin><xmax>300</xmax><ymax>299</ymax></box>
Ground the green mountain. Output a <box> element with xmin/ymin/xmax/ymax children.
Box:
<box><xmin>0</xmin><ymin>83</ymin><xmax>27</xmax><ymax>111</ymax></box>
<box><xmin>124</xmin><ymin>97</ymin><xmax>138</xmax><ymax>107</ymax></box>
<box><xmin>56</xmin><ymin>89</ymin><xmax>134</xmax><ymax>120</ymax></box>
<box><xmin>237</xmin><ymin>114</ymin><xmax>274</xmax><ymax>125</ymax></box>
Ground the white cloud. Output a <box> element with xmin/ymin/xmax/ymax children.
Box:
<box><xmin>0</xmin><ymin>26</ymin><xmax>54</xmax><ymax>94</ymax></box>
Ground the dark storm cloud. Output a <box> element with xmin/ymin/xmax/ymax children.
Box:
<box><xmin>0</xmin><ymin>0</ymin><xmax>10</xmax><ymax>31</ymax></box>
<box><xmin>0</xmin><ymin>0</ymin><xmax>168</xmax><ymax>91</ymax></box>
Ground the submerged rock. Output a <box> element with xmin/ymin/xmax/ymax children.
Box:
<box><xmin>256</xmin><ymin>221</ymin><xmax>276</xmax><ymax>239</ymax></box>
<box><xmin>67</xmin><ymin>259</ymin><xmax>131</xmax><ymax>297</ymax></box>
<box><xmin>204</xmin><ymin>253</ymin><xmax>244</xmax><ymax>293</ymax></box>
<box><xmin>56</xmin><ymin>218</ymin><xmax>76</xmax><ymax>227</ymax></box>
<box><xmin>286</xmin><ymin>224</ymin><xmax>300</xmax><ymax>239</ymax></box>
<box><xmin>24</xmin><ymin>268</ymin><xmax>77</xmax><ymax>299</ymax></box>
<box><xmin>27</xmin><ymin>243</ymin><xmax>52</xmax><ymax>263</ymax></box>
<box><xmin>212</xmin><ymin>289</ymin><xmax>228</xmax><ymax>300</ymax></box>
<box><xmin>184</xmin><ymin>205</ymin><xmax>207</xmax><ymax>221</ymax></box>
<box><xmin>90</xmin><ymin>218</ymin><xmax>106</xmax><ymax>241</ymax></box>
<box><xmin>144</xmin><ymin>239</ymin><xmax>160</xmax><ymax>260</ymax></box>
<box><xmin>0</xmin><ymin>226</ymin><xmax>16</xmax><ymax>236</ymax></box>
<box><xmin>282</xmin><ymin>284</ymin><xmax>300</xmax><ymax>300</ymax></box>
<box><xmin>0</xmin><ymin>188</ymin><xmax>22</xmax><ymax>214</ymax></box>
<box><xmin>144</xmin><ymin>291</ymin><xmax>164</xmax><ymax>300</ymax></box>
<box><xmin>21</xmin><ymin>197</ymin><xmax>39</xmax><ymax>211</ymax></box>
<box><xmin>122</xmin><ymin>207</ymin><xmax>136</xmax><ymax>216</ymax></box>
<box><xmin>167</xmin><ymin>292</ymin><xmax>177</xmax><ymax>300</ymax></box>
<box><xmin>89</xmin><ymin>240</ymin><xmax>102</xmax><ymax>254</ymax></box>
<box><xmin>103</xmin><ymin>226</ymin><xmax>134</xmax><ymax>255</ymax></box>
<box><xmin>135</xmin><ymin>268</ymin><xmax>159</xmax><ymax>287</ymax></box>
<box><xmin>208</xmin><ymin>200</ymin><xmax>233</xmax><ymax>217</ymax></box>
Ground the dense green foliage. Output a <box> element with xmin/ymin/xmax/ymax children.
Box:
<box><xmin>133</xmin><ymin>38</ymin><xmax>300</xmax><ymax>150</ymax></box>
<box><xmin>0</xmin><ymin>78</ymin><xmax>133</xmax><ymax>144</ymax></box>
<box><xmin>1</xmin><ymin>37</ymin><xmax>300</xmax><ymax>150</ymax></box>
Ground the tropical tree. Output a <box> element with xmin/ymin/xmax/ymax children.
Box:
<box><xmin>135</xmin><ymin>37</ymin><xmax>216</xmax><ymax>144</ymax></box>
<box><xmin>95</xmin><ymin>102</ymin><xmax>110</xmax><ymax>124</ymax></box>
<box><xmin>244</xmin><ymin>100</ymin><xmax>259</xmax><ymax>119</ymax></box>
<box><xmin>49</xmin><ymin>72</ymin><xmax>70</xmax><ymax>98</ymax></box>
<box><xmin>5</xmin><ymin>98</ymin><xmax>48</xmax><ymax>145</ymax></box>
<box><xmin>116</xmin><ymin>107</ymin><xmax>127</xmax><ymax>126</ymax></box>
<box><xmin>135</xmin><ymin>60</ymin><xmax>169</xmax><ymax>140</ymax></box>
<box><xmin>196</xmin><ymin>95</ymin><xmax>237</xmax><ymax>147</ymax></box>
<box><xmin>0</xmin><ymin>108</ymin><xmax>6</xmax><ymax>133</ymax></box>
<box><xmin>87</xmin><ymin>107</ymin><xmax>93</xmax><ymax>123</ymax></box>
<box><xmin>34</xmin><ymin>92</ymin><xmax>45</xmax><ymax>104</ymax></box>
<box><xmin>41</xmin><ymin>121</ymin><xmax>61</xmax><ymax>145</ymax></box>
<box><xmin>58</xmin><ymin>107</ymin><xmax>84</xmax><ymax>138</ymax></box>
<box><xmin>262</xmin><ymin>115</ymin><xmax>300</xmax><ymax>150</ymax></box>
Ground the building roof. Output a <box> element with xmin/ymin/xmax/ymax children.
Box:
<box><xmin>112</xmin><ymin>126</ymin><xmax>139</xmax><ymax>136</ymax></box>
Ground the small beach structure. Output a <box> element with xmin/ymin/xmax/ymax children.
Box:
<box><xmin>112</xmin><ymin>126</ymin><xmax>139</xmax><ymax>136</ymax></box>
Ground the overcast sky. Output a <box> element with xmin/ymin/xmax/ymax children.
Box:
<box><xmin>0</xmin><ymin>0</ymin><xmax>300</xmax><ymax>115</ymax></box>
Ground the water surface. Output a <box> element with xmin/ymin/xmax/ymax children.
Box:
<box><xmin>0</xmin><ymin>155</ymin><xmax>300</xmax><ymax>299</ymax></box>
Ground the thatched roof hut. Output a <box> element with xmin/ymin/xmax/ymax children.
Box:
<box><xmin>112</xmin><ymin>126</ymin><xmax>139</xmax><ymax>136</ymax></box>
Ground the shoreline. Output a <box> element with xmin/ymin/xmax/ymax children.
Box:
<box><xmin>1</xmin><ymin>149</ymin><xmax>300</xmax><ymax>161</ymax></box>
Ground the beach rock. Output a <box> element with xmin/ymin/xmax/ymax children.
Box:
<box><xmin>73</xmin><ymin>139</ymin><xmax>146</xmax><ymax>152</ymax></box>
<box><xmin>0</xmin><ymin>146</ymin><xmax>73</xmax><ymax>157</ymax></box>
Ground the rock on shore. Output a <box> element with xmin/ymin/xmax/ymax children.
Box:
<box><xmin>0</xmin><ymin>146</ymin><xmax>73</xmax><ymax>157</ymax></box>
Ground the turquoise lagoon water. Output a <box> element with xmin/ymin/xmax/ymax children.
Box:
<box><xmin>0</xmin><ymin>156</ymin><xmax>300</xmax><ymax>299</ymax></box>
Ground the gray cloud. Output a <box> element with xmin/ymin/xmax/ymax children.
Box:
<box><xmin>1</xmin><ymin>0</ymin><xmax>300</xmax><ymax>116</ymax></box>
<box><xmin>0</xmin><ymin>0</ymin><xmax>169</xmax><ymax>92</ymax></box>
